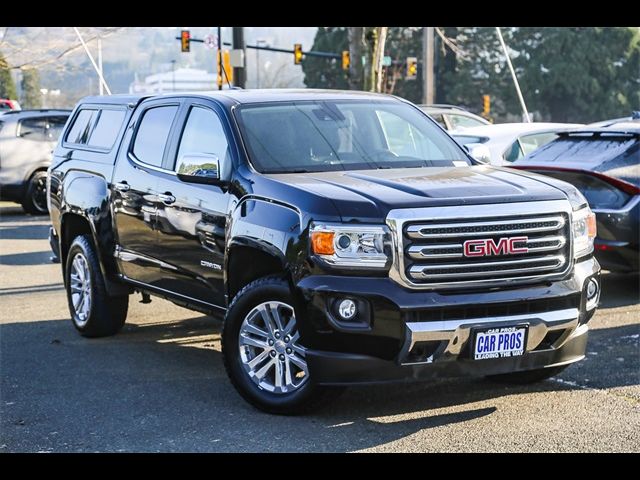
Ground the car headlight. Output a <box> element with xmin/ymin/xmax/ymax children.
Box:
<box><xmin>572</xmin><ymin>206</ymin><xmax>597</xmax><ymax>259</ymax></box>
<box><xmin>310</xmin><ymin>223</ymin><xmax>391</xmax><ymax>269</ymax></box>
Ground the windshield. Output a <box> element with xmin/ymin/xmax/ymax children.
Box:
<box><xmin>235</xmin><ymin>100</ymin><xmax>469</xmax><ymax>174</ymax></box>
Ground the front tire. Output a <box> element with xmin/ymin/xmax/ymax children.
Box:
<box><xmin>65</xmin><ymin>235</ymin><xmax>128</xmax><ymax>338</ymax></box>
<box><xmin>21</xmin><ymin>171</ymin><xmax>48</xmax><ymax>215</ymax></box>
<box><xmin>486</xmin><ymin>365</ymin><xmax>569</xmax><ymax>384</ymax></box>
<box><xmin>222</xmin><ymin>275</ymin><xmax>343</xmax><ymax>415</ymax></box>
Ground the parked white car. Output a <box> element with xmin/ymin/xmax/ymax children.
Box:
<box><xmin>453</xmin><ymin>122</ymin><xmax>583</xmax><ymax>166</ymax></box>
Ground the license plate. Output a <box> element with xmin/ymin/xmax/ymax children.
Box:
<box><xmin>473</xmin><ymin>326</ymin><xmax>528</xmax><ymax>360</ymax></box>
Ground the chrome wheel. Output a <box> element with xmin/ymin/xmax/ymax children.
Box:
<box><xmin>69</xmin><ymin>253</ymin><xmax>92</xmax><ymax>327</ymax></box>
<box><xmin>238</xmin><ymin>301</ymin><xmax>308</xmax><ymax>394</ymax></box>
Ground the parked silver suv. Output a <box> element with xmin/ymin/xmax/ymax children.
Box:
<box><xmin>0</xmin><ymin>109</ymin><xmax>70</xmax><ymax>213</ymax></box>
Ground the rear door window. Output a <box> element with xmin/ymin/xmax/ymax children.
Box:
<box><xmin>87</xmin><ymin>109</ymin><xmax>126</xmax><ymax>149</ymax></box>
<box><xmin>132</xmin><ymin>105</ymin><xmax>179</xmax><ymax>168</ymax></box>
<box><xmin>18</xmin><ymin>117</ymin><xmax>47</xmax><ymax>141</ymax></box>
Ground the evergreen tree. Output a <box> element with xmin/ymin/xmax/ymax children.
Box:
<box><xmin>21</xmin><ymin>68</ymin><xmax>42</xmax><ymax>109</ymax></box>
<box><xmin>0</xmin><ymin>52</ymin><xmax>17</xmax><ymax>100</ymax></box>
<box><xmin>302</xmin><ymin>27</ymin><xmax>350</xmax><ymax>90</ymax></box>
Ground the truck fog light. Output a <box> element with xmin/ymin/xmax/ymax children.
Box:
<box><xmin>586</xmin><ymin>278</ymin><xmax>599</xmax><ymax>310</ymax></box>
<box><xmin>338</xmin><ymin>299</ymin><xmax>357</xmax><ymax>320</ymax></box>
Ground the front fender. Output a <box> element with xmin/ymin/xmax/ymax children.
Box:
<box><xmin>227</xmin><ymin>197</ymin><xmax>308</xmax><ymax>280</ymax></box>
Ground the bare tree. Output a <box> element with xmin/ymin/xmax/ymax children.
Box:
<box><xmin>372</xmin><ymin>27</ymin><xmax>388</xmax><ymax>93</ymax></box>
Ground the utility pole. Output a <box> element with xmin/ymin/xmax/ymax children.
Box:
<box><xmin>232</xmin><ymin>27</ymin><xmax>246</xmax><ymax>88</ymax></box>
<box><xmin>348</xmin><ymin>27</ymin><xmax>363</xmax><ymax>90</ymax></box>
<box><xmin>422</xmin><ymin>27</ymin><xmax>435</xmax><ymax>104</ymax></box>
<box><xmin>97</xmin><ymin>36</ymin><xmax>103</xmax><ymax>95</ymax></box>
<box><xmin>255</xmin><ymin>39</ymin><xmax>267</xmax><ymax>88</ymax></box>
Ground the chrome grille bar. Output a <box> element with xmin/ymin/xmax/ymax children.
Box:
<box><xmin>406</xmin><ymin>215</ymin><xmax>565</xmax><ymax>238</ymax></box>
<box><xmin>409</xmin><ymin>255</ymin><xmax>566</xmax><ymax>279</ymax></box>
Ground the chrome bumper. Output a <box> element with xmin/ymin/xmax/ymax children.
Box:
<box><xmin>400</xmin><ymin>307</ymin><xmax>583</xmax><ymax>365</ymax></box>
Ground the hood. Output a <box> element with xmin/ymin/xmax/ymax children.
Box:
<box><xmin>264</xmin><ymin>165</ymin><xmax>568</xmax><ymax>222</ymax></box>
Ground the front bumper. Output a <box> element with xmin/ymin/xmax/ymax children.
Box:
<box><xmin>297</xmin><ymin>257</ymin><xmax>600</xmax><ymax>385</ymax></box>
<box><xmin>307</xmin><ymin>324</ymin><xmax>588</xmax><ymax>385</ymax></box>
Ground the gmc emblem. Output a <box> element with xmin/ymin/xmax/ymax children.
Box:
<box><xmin>463</xmin><ymin>236</ymin><xmax>529</xmax><ymax>257</ymax></box>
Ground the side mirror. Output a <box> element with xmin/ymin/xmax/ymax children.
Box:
<box><xmin>176</xmin><ymin>153</ymin><xmax>223</xmax><ymax>185</ymax></box>
<box><xmin>467</xmin><ymin>145</ymin><xmax>492</xmax><ymax>165</ymax></box>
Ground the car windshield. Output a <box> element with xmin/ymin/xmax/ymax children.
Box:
<box><xmin>235</xmin><ymin>100</ymin><xmax>469</xmax><ymax>174</ymax></box>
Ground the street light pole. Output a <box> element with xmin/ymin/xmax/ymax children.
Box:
<box><xmin>171</xmin><ymin>60</ymin><xmax>176</xmax><ymax>92</ymax></box>
<box><xmin>256</xmin><ymin>39</ymin><xmax>267</xmax><ymax>88</ymax></box>
<box><xmin>97</xmin><ymin>36</ymin><xmax>103</xmax><ymax>95</ymax></box>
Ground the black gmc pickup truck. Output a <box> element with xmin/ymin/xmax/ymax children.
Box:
<box><xmin>47</xmin><ymin>90</ymin><xmax>601</xmax><ymax>414</ymax></box>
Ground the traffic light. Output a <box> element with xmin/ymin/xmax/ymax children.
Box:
<box><xmin>181</xmin><ymin>30</ymin><xmax>190</xmax><ymax>53</ymax></box>
<box><xmin>406</xmin><ymin>57</ymin><xmax>418</xmax><ymax>80</ymax></box>
<box><xmin>482</xmin><ymin>94</ymin><xmax>491</xmax><ymax>117</ymax></box>
<box><xmin>342</xmin><ymin>50</ymin><xmax>350</xmax><ymax>71</ymax></box>
<box><xmin>294</xmin><ymin>44</ymin><xmax>303</xmax><ymax>65</ymax></box>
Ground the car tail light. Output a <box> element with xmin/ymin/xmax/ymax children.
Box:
<box><xmin>513</xmin><ymin>166</ymin><xmax>639</xmax><ymax>210</ymax></box>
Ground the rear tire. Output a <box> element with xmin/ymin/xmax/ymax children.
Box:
<box><xmin>486</xmin><ymin>365</ymin><xmax>569</xmax><ymax>384</ymax></box>
<box><xmin>222</xmin><ymin>275</ymin><xmax>344</xmax><ymax>415</ymax></box>
<box><xmin>65</xmin><ymin>235</ymin><xmax>128</xmax><ymax>338</ymax></box>
<box><xmin>21</xmin><ymin>171</ymin><xmax>48</xmax><ymax>215</ymax></box>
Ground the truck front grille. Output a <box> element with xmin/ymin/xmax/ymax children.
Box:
<box><xmin>388</xmin><ymin>201</ymin><xmax>573</xmax><ymax>289</ymax></box>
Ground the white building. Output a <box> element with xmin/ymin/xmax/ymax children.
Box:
<box><xmin>129</xmin><ymin>68</ymin><xmax>218</xmax><ymax>94</ymax></box>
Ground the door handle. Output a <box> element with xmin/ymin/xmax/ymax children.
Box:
<box><xmin>114</xmin><ymin>182</ymin><xmax>130</xmax><ymax>192</ymax></box>
<box><xmin>159</xmin><ymin>193</ymin><xmax>176</xmax><ymax>205</ymax></box>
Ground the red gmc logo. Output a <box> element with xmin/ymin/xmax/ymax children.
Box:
<box><xmin>463</xmin><ymin>236</ymin><xmax>529</xmax><ymax>257</ymax></box>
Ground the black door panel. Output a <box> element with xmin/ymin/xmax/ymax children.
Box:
<box><xmin>111</xmin><ymin>101</ymin><xmax>181</xmax><ymax>286</ymax></box>
<box><xmin>154</xmin><ymin>102</ymin><xmax>232</xmax><ymax>307</ymax></box>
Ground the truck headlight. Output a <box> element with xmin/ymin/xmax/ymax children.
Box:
<box><xmin>310</xmin><ymin>223</ymin><xmax>391</xmax><ymax>270</ymax></box>
<box><xmin>572</xmin><ymin>206</ymin><xmax>597</xmax><ymax>259</ymax></box>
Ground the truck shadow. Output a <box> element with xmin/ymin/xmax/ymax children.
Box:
<box><xmin>0</xmin><ymin>250</ymin><xmax>54</xmax><ymax>266</ymax></box>
<box><xmin>2</xmin><ymin>314</ymin><xmax>637</xmax><ymax>452</ymax></box>
<box><xmin>0</xmin><ymin>224</ymin><xmax>51</xmax><ymax>240</ymax></box>
<box><xmin>599</xmin><ymin>271</ymin><xmax>640</xmax><ymax>308</ymax></box>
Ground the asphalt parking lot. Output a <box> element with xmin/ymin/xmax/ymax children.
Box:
<box><xmin>1</xmin><ymin>201</ymin><xmax>638</xmax><ymax>453</ymax></box>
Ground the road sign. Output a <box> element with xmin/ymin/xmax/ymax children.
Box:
<box><xmin>204</xmin><ymin>34</ymin><xmax>217</xmax><ymax>50</ymax></box>
<box><xmin>382</xmin><ymin>56</ymin><xmax>392</xmax><ymax>67</ymax></box>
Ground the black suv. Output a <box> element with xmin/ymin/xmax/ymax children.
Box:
<box><xmin>47</xmin><ymin>90</ymin><xmax>600</xmax><ymax>414</ymax></box>
<box><xmin>0</xmin><ymin>109</ymin><xmax>70</xmax><ymax>213</ymax></box>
